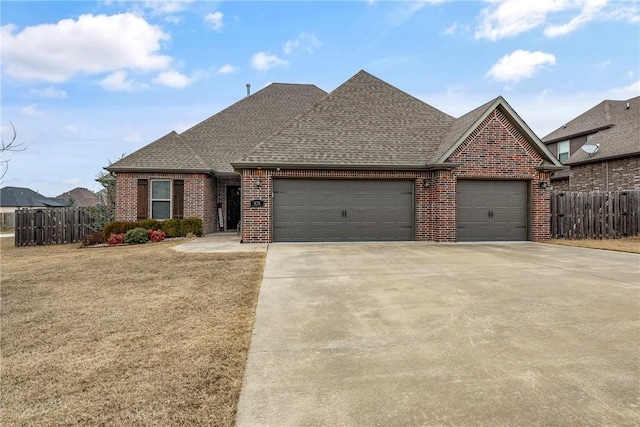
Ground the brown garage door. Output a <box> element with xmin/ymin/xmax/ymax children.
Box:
<box><xmin>273</xmin><ymin>179</ymin><xmax>414</xmax><ymax>242</ymax></box>
<box><xmin>456</xmin><ymin>180</ymin><xmax>528</xmax><ymax>242</ymax></box>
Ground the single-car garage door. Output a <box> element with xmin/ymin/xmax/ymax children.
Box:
<box><xmin>273</xmin><ymin>179</ymin><xmax>413</xmax><ymax>242</ymax></box>
<box><xmin>456</xmin><ymin>180</ymin><xmax>528</xmax><ymax>242</ymax></box>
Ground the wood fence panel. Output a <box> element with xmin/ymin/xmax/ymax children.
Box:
<box><xmin>14</xmin><ymin>207</ymin><xmax>97</xmax><ymax>246</ymax></box>
<box><xmin>550</xmin><ymin>190</ymin><xmax>640</xmax><ymax>239</ymax></box>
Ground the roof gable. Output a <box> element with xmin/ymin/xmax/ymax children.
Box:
<box><xmin>55</xmin><ymin>187</ymin><xmax>100</xmax><ymax>207</ymax></box>
<box><xmin>107</xmin><ymin>84</ymin><xmax>327</xmax><ymax>173</ymax></box>
<box><xmin>108</xmin><ymin>131</ymin><xmax>209</xmax><ymax>172</ymax></box>
<box><xmin>235</xmin><ymin>70</ymin><xmax>455</xmax><ymax>168</ymax></box>
<box><xmin>433</xmin><ymin>96</ymin><xmax>562</xmax><ymax>168</ymax></box>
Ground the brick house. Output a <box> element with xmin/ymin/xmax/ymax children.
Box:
<box><xmin>542</xmin><ymin>96</ymin><xmax>640</xmax><ymax>191</ymax></box>
<box><xmin>107</xmin><ymin>71</ymin><xmax>562</xmax><ymax>242</ymax></box>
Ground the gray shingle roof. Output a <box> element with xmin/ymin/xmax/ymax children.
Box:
<box><xmin>107</xmin><ymin>83</ymin><xmax>327</xmax><ymax>173</ymax></box>
<box><xmin>0</xmin><ymin>186</ymin><xmax>67</xmax><ymax>208</ymax></box>
<box><xmin>235</xmin><ymin>70</ymin><xmax>455</xmax><ymax>168</ymax></box>
<box><xmin>542</xmin><ymin>96</ymin><xmax>640</xmax><ymax>164</ymax></box>
<box><xmin>54</xmin><ymin>187</ymin><xmax>100</xmax><ymax>207</ymax></box>
<box><xmin>108</xmin><ymin>131</ymin><xmax>208</xmax><ymax>172</ymax></box>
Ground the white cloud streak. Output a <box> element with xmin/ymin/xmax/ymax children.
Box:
<box><xmin>99</xmin><ymin>71</ymin><xmax>141</xmax><ymax>92</ymax></box>
<box><xmin>487</xmin><ymin>50</ymin><xmax>556</xmax><ymax>83</ymax></box>
<box><xmin>204</xmin><ymin>11</ymin><xmax>224</xmax><ymax>31</ymax></box>
<box><xmin>475</xmin><ymin>0</ymin><xmax>638</xmax><ymax>41</ymax></box>
<box><xmin>217</xmin><ymin>64</ymin><xmax>239</xmax><ymax>75</ymax></box>
<box><xmin>251</xmin><ymin>52</ymin><xmax>288</xmax><ymax>71</ymax></box>
<box><xmin>283</xmin><ymin>32</ymin><xmax>321</xmax><ymax>54</ymax></box>
<box><xmin>152</xmin><ymin>70</ymin><xmax>195</xmax><ymax>88</ymax></box>
<box><xmin>30</xmin><ymin>87</ymin><xmax>67</xmax><ymax>99</ymax></box>
<box><xmin>1</xmin><ymin>13</ymin><xmax>172</xmax><ymax>83</ymax></box>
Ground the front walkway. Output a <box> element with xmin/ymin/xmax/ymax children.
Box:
<box><xmin>172</xmin><ymin>232</ymin><xmax>268</xmax><ymax>253</ymax></box>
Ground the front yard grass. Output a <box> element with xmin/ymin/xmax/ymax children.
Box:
<box><xmin>0</xmin><ymin>238</ymin><xmax>264</xmax><ymax>426</ymax></box>
<box><xmin>545</xmin><ymin>236</ymin><xmax>640</xmax><ymax>253</ymax></box>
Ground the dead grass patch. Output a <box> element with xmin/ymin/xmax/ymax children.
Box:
<box><xmin>544</xmin><ymin>236</ymin><xmax>640</xmax><ymax>254</ymax></box>
<box><xmin>0</xmin><ymin>238</ymin><xmax>264</xmax><ymax>426</ymax></box>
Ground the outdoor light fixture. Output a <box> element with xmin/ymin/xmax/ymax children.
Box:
<box><xmin>538</xmin><ymin>181</ymin><xmax>548</xmax><ymax>189</ymax></box>
<box><xmin>256</xmin><ymin>179</ymin><xmax>262</xmax><ymax>187</ymax></box>
<box><xmin>423</xmin><ymin>179</ymin><xmax>430</xmax><ymax>188</ymax></box>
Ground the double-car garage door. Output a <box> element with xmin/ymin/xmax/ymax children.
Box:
<box><xmin>273</xmin><ymin>179</ymin><xmax>413</xmax><ymax>242</ymax></box>
<box><xmin>271</xmin><ymin>178</ymin><xmax>529</xmax><ymax>242</ymax></box>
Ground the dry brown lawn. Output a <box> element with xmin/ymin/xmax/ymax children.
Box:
<box><xmin>545</xmin><ymin>236</ymin><xmax>640</xmax><ymax>253</ymax></box>
<box><xmin>0</xmin><ymin>238</ymin><xmax>265</xmax><ymax>426</ymax></box>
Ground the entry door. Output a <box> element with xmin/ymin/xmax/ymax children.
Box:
<box><xmin>456</xmin><ymin>180</ymin><xmax>528</xmax><ymax>241</ymax></box>
<box><xmin>226</xmin><ymin>186</ymin><xmax>241</xmax><ymax>230</ymax></box>
<box><xmin>273</xmin><ymin>179</ymin><xmax>413</xmax><ymax>242</ymax></box>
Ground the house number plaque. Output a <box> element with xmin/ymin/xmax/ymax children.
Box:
<box><xmin>250</xmin><ymin>199</ymin><xmax>264</xmax><ymax>208</ymax></box>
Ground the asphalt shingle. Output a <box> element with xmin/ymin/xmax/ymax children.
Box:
<box><xmin>236</xmin><ymin>71</ymin><xmax>455</xmax><ymax>168</ymax></box>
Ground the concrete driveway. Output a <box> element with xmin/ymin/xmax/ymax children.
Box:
<box><xmin>236</xmin><ymin>242</ymin><xmax>639</xmax><ymax>426</ymax></box>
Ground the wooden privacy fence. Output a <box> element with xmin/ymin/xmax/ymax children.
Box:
<box><xmin>550</xmin><ymin>190</ymin><xmax>640</xmax><ymax>239</ymax></box>
<box><xmin>14</xmin><ymin>208</ymin><xmax>97</xmax><ymax>246</ymax></box>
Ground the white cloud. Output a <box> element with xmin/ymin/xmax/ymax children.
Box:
<box><xmin>388</xmin><ymin>0</ymin><xmax>447</xmax><ymax>27</ymax></box>
<box><xmin>204</xmin><ymin>11</ymin><xmax>224</xmax><ymax>31</ymax></box>
<box><xmin>99</xmin><ymin>71</ymin><xmax>140</xmax><ymax>92</ymax></box>
<box><xmin>487</xmin><ymin>50</ymin><xmax>556</xmax><ymax>83</ymax></box>
<box><xmin>476</xmin><ymin>0</ymin><xmax>640</xmax><ymax>41</ymax></box>
<box><xmin>595</xmin><ymin>60</ymin><xmax>612</xmax><ymax>68</ymax></box>
<box><xmin>123</xmin><ymin>133</ymin><xmax>141</xmax><ymax>143</ymax></box>
<box><xmin>544</xmin><ymin>0</ymin><xmax>608</xmax><ymax>37</ymax></box>
<box><xmin>443</xmin><ymin>22</ymin><xmax>458</xmax><ymax>35</ymax></box>
<box><xmin>63</xmin><ymin>125</ymin><xmax>78</xmax><ymax>135</ymax></box>
<box><xmin>165</xmin><ymin>15</ymin><xmax>183</xmax><ymax>24</ymax></box>
<box><xmin>21</xmin><ymin>105</ymin><xmax>44</xmax><ymax>116</ymax></box>
<box><xmin>283</xmin><ymin>32</ymin><xmax>321</xmax><ymax>54</ymax></box>
<box><xmin>217</xmin><ymin>64</ymin><xmax>239</xmax><ymax>75</ymax></box>
<box><xmin>1</xmin><ymin>13</ymin><xmax>171</xmax><ymax>83</ymax></box>
<box><xmin>251</xmin><ymin>52</ymin><xmax>288</xmax><ymax>71</ymax></box>
<box><xmin>30</xmin><ymin>87</ymin><xmax>67</xmax><ymax>99</ymax></box>
<box><xmin>610</xmin><ymin>79</ymin><xmax>640</xmax><ymax>98</ymax></box>
<box><xmin>152</xmin><ymin>70</ymin><xmax>194</xmax><ymax>88</ymax></box>
<box><xmin>143</xmin><ymin>0</ymin><xmax>194</xmax><ymax>15</ymax></box>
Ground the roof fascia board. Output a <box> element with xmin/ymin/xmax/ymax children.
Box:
<box><xmin>434</xmin><ymin>97</ymin><xmax>563</xmax><ymax>167</ymax></box>
<box><xmin>543</xmin><ymin>124</ymin><xmax>613</xmax><ymax>144</ymax></box>
<box><xmin>105</xmin><ymin>167</ymin><xmax>214</xmax><ymax>174</ymax></box>
<box><xmin>566</xmin><ymin>151</ymin><xmax>640</xmax><ymax>166</ymax></box>
<box><xmin>232</xmin><ymin>162</ymin><xmax>431</xmax><ymax>171</ymax></box>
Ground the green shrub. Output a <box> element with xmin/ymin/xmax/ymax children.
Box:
<box><xmin>138</xmin><ymin>218</ymin><xmax>162</xmax><ymax>231</ymax></box>
<box><xmin>181</xmin><ymin>218</ymin><xmax>203</xmax><ymax>237</ymax></box>
<box><xmin>124</xmin><ymin>227</ymin><xmax>149</xmax><ymax>244</ymax></box>
<box><xmin>161</xmin><ymin>218</ymin><xmax>182</xmax><ymax>238</ymax></box>
<box><xmin>103</xmin><ymin>221</ymin><xmax>139</xmax><ymax>240</ymax></box>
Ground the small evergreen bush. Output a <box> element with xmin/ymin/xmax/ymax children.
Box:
<box><xmin>138</xmin><ymin>218</ymin><xmax>162</xmax><ymax>231</ymax></box>
<box><xmin>124</xmin><ymin>227</ymin><xmax>150</xmax><ymax>244</ymax></box>
<box><xmin>161</xmin><ymin>218</ymin><xmax>182</xmax><ymax>237</ymax></box>
<box><xmin>181</xmin><ymin>218</ymin><xmax>203</xmax><ymax>237</ymax></box>
<box><xmin>104</xmin><ymin>221</ymin><xmax>139</xmax><ymax>240</ymax></box>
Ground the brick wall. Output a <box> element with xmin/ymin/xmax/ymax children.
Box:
<box><xmin>240</xmin><ymin>108</ymin><xmax>553</xmax><ymax>243</ymax></box>
<box><xmin>447</xmin><ymin>109</ymin><xmax>551</xmax><ymax>241</ymax></box>
<box><xmin>114</xmin><ymin>172</ymin><xmax>217</xmax><ymax>234</ymax></box>
<box><xmin>568</xmin><ymin>156</ymin><xmax>640</xmax><ymax>191</ymax></box>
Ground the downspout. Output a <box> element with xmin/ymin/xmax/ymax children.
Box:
<box><xmin>606</xmin><ymin>160</ymin><xmax>609</xmax><ymax>192</ymax></box>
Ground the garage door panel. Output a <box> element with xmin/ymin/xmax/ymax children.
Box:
<box><xmin>273</xmin><ymin>179</ymin><xmax>413</xmax><ymax>242</ymax></box>
<box><xmin>457</xmin><ymin>180</ymin><xmax>528</xmax><ymax>242</ymax></box>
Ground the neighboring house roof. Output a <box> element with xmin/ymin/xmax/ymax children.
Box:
<box><xmin>55</xmin><ymin>187</ymin><xmax>101</xmax><ymax>207</ymax></box>
<box><xmin>107</xmin><ymin>83</ymin><xmax>327</xmax><ymax>174</ymax></box>
<box><xmin>0</xmin><ymin>186</ymin><xmax>67</xmax><ymax>208</ymax></box>
<box><xmin>235</xmin><ymin>71</ymin><xmax>561</xmax><ymax>170</ymax></box>
<box><xmin>542</xmin><ymin>96</ymin><xmax>640</xmax><ymax>165</ymax></box>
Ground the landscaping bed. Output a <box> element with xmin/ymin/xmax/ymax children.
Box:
<box><xmin>545</xmin><ymin>236</ymin><xmax>640</xmax><ymax>253</ymax></box>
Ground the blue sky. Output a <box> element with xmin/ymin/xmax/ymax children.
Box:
<box><xmin>1</xmin><ymin>0</ymin><xmax>638</xmax><ymax>196</ymax></box>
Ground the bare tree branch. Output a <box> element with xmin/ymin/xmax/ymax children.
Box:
<box><xmin>1</xmin><ymin>121</ymin><xmax>26</xmax><ymax>181</ymax></box>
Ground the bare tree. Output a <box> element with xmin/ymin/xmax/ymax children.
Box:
<box><xmin>1</xmin><ymin>122</ymin><xmax>26</xmax><ymax>180</ymax></box>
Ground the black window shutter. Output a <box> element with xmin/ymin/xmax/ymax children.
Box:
<box><xmin>137</xmin><ymin>179</ymin><xmax>149</xmax><ymax>220</ymax></box>
<box><xmin>173</xmin><ymin>180</ymin><xmax>184</xmax><ymax>218</ymax></box>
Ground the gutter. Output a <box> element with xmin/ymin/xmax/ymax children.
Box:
<box><xmin>231</xmin><ymin>162</ymin><xmax>434</xmax><ymax>171</ymax></box>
